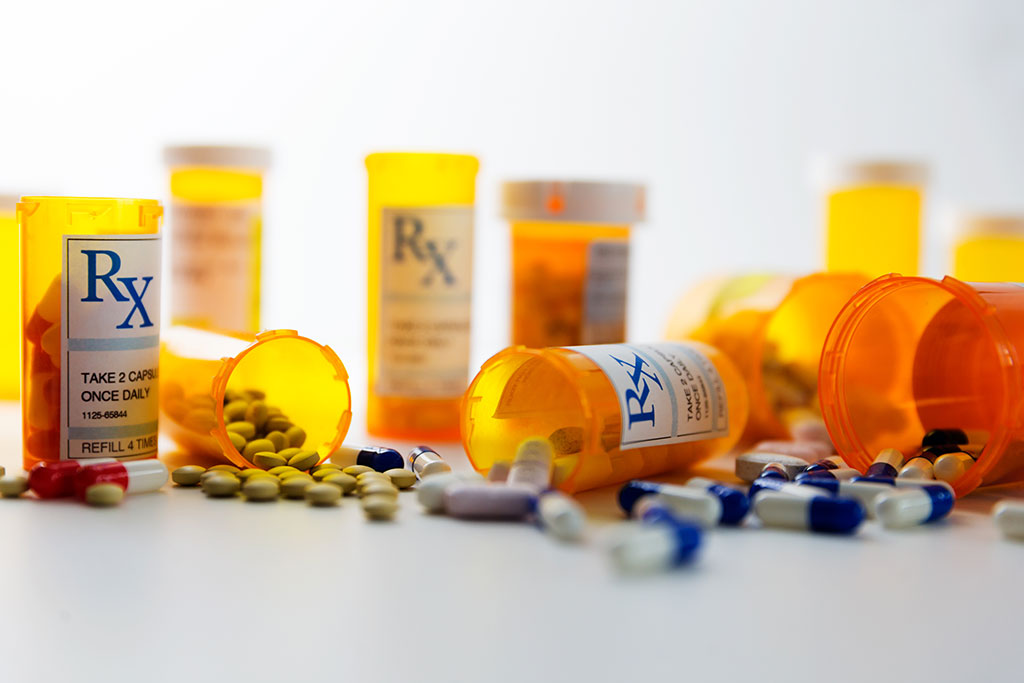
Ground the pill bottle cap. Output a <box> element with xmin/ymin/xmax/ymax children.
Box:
<box><xmin>501</xmin><ymin>181</ymin><xmax>646</xmax><ymax>224</ymax></box>
<box><xmin>953</xmin><ymin>212</ymin><xmax>1024</xmax><ymax>239</ymax></box>
<box><xmin>164</xmin><ymin>145</ymin><xmax>271</xmax><ymax>170</ymax></box>
<box><xmin>814</xmin><ymin>160</ymin><xmax>928</xmax><ymax>189</ymax></box>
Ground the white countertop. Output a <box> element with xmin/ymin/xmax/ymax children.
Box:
<box><xmin>1</xmin><ymin>400</ymin><xmax>1022</xmax><ymax>683</ymax></box>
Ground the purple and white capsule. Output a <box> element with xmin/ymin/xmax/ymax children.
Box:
<box><xmin>506</xmin><ymin>438</ymin><xmax>554</xmax><ymax>491</ymax></box>
<box><xmin>865</xmin><ymin>448</ymin><xmax>904</xmax><ymax>479</ymax></box>
<box><xmin>609</xmin><ymin>504</ymin><xmax>703</xmax><ymax>573</ymax></box>
<box><xmin>753</xmin><ymin>490</ymin><xmax>865</xmax><ymax>534</ymax></box>
<box><xmin>874</xmin><ymin>484</ymin><xmax>955</xmax><ymax>528</ymax></box>
<box><xmin>444</xmin><ymin>482</ymin><xmax>537</xmax><ymax>520</ymax></box>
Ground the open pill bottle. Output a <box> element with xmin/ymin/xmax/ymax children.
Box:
<box><xmin>501</xmin><ymin>180</ymin><xmax>646</xmax><ymax>347</ymax></box>
<box><xmin>165</xmin><ymin>145</ymin><xmax>269</xmax><ymax>334</ymax></box>
<box><xmin>821</xmin><ymin>160</ymin><xmax>926</xmax><ymax>277</ymax></box>
<box><xmin>1</xmin><ymin>194</ymin><xmax>19</xmax><ymax>399</ymax></box>
<box><xmin>19</xmin><ymin>197</ymin><xmax>163</xmax><ymax>469</ymax></box>
<box><xmin>820</xmin><ymin>275</ymin><xmax>1024</xmax><ymax>496</ymax></box>
<box><xmin>952</xmin><ymin>213</ymin><xmax>1024</xmax><ymax>282</ymax></box>
<box><xmin>160</xmin><ymin>326</ymin><xmax>352</xmax><ymax>469</ymax></box>
<box><xmin>365</xmin><ymin>152</ymin><xmax>479</xmax><ymax>440</ymax></box>
<box><xmin>461</xmin><ymin>341</ymin><xmax>748</xmax><ymax>493</ymax></box>
<box><xmin>665</xmin><ymin>272</ymin><xmax>868</xmax><ymax>442</ymax></box>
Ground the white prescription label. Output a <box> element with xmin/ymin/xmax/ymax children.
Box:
<box><xmin>170</xmin><ymin>201</ymin><xmax>259</xmax><ymax>332</ymax></box>
<box><xmin>582</xmin><ymin>240</ymin><xmax>629</xmax><ymax>344</ymax></box>
<box><xmin>376</xmin><ymin>206</ymin><xmax>473</xmax><ymax>398</ymax></box>
<box><xmin>566</xmin><ymin>342</ymin><xmax>728</xmax><ymax>450</ymax></box>
<box><xmin>61</xmin><ymin>234</ymin><xmax>162</xmax><ymax>460</ymax></box>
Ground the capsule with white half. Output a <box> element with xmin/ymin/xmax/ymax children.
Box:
<box><xmin>898</xmin><ymin>457</ymin><xmax>934</xmax><ymax>480</ymax></box>
<box><xmin>793</xmin><ymin>477</ymin><xmax>896</xmax><ymax>519</ymax></box>
<box><xmin>506</xmin><ymin>437</ymin><xmax>554</xmax><ymax>491</ymax></box>
<box><xmin>993</xmin><ymin>500</ymin><xmax>1024</xmax><ymax>541</ymax></box>
<box><xmin>416</xmin><ymin>471</ymin><xmax>485</xmax><ymax>512</ymax></box>
<box><xmin>633</xmin><ymin>489</ymin><xmax>721</xmax><ymax>528</ymax></box>
<box><xmin>874</xmin><ymin>484</ymin><xmax>955</xmax><ymax>529</ymax></box>
<box><xmin>609</xmin><ymin>506</ymin><xmax>702</xmax><ymax>573</ymax></box>
<box><xmin>537</xmin><ymin>491</ymin><xmax>586</xmax><ymax>542</ymax></box>
<box><xmin>753</xmin><ymin>490</ymin><xmax>864</xmax><ymax>534</ymax></box>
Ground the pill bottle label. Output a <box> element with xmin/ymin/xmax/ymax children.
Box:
<box><xmin>169</xmin><ymin>202</ymin><xmax>259</xmax><ymax>332</ymax></box>
<box><xmin>566</xmin><ymin>342</ymin><xmax>728</xmax><ymax>450</ymax></box>
<box><xmin>582</xmin><ymin>240</ymin><xmax>629</xmax><ymax>344</ymax></box>
<box><xmin>376</xmin><ymin>206</ymin><xmax>473</xmax><ymax>397</ymax></box>
<box><xmin>60</xmin><ymin>234</ymin><xmax>162</xmax><ymax>460</ymax></box>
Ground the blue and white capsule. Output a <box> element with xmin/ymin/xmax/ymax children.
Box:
<box><xmin>801</xmin><ymin>455</ymin><xmax>848</xmax><ymax>474</ymax></box>
<box><xmin>794</xmin><ymin>476</ymin><xmax>896</xmax><ymax>518</ymax></box>
<box><xmin>331</xmin><ymin>445</ymin><xmax>405</xmax><ymax>472</ymax></box>
<box><xmin>683</xmin><ymin>476</ymin><xmax>750</xmax><ymax>525</ymax></box>
<box><xmin>874</xmin><ymin>484</ymin><xmax>955</xmax><ymax>528</ymax></box>
<box><xmin>794</xmin><ymin>467</ymin><xmax>860</xmax><ymax>483</ymax></box>
<box><xmin>619</xmin><ymin>479</ymin><xmax>749</xmax><ymax>525</ymax></box>
<box><xmin>865</xmin><ymin>448</ymin><xmax>904</xmax><ymax>479</ymax></box>
<box><xmin>749</xmin><ymin>475</ymin><xmax>823</xmax><ymax>500</ymax></box>
<box><xmin>536</xmin><ymin>491</ymin><xmax>586</xmax><ymax>542</ymax></box>
<box><xmin>609</xmin><ymin>504</ymin><xmax>703</xmax><ymax>573</ymax></box>
<box><xmin>753</xmin><ymin>490</ymin><xmax>865</xmax><ymax>534</ymax></box>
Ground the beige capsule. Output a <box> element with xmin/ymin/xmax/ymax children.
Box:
<box><xmin>288</xmin><ymin>450</ymin><xmax>319</xmax><ymax>472</ymax></box>
<box><xmin>265</xmin><ymin>416</ymin><xmax>293</xmax><ymax>433</ymax></box>
<box><xmin>305</xmin><ymin>483</ymin><xmax>342</xmax><ymax>506</ymax></box>
<box><xmin>0</xmin><ymin>474</ymin><xmax>30</xmax><ymax>498</ymax></box>
<box><xmin>224</xmin><ymin>399</ymin><xmax>249</xmax><ymax>422</ymax></box>
<box><xmin>281</xmin><ymin>476</ymin><xmax>315</xmax><ymax>499</ymax></box>
<box><xmin>360</xmin><ymin>481</ymin><xmax>399</xmax><ymax>499</ymax></box>
<box><xmin>265</xmin><ymin>430</ymin><xmax>289</xmax><ymax>452</ymax></box>
<box><xmin>384</xmin><ymin>469</ymin><xmax>416</xmax><ymax>489</ymax></box>
<box><xmin>268</xmin><ymin>465</ymin><xmax>299</xmax><ymax>476</ymax></box>
<box><xmin>85</xmin><ymin>483</ymin><xmax>125</xmax><ymax>507</ymax></box>
<box><xmin>227</xmin><ymin>421</ymin><xmax>257</xmax><ymax>440</ymax></box>
<box><xmin>285</xmin><ymin>426</ymin><xmax>306</xmax><ymax>448</ymax></box>
<box><xmin>343</xmin><ymin>465</ymin><xmax>373</xmax><ymax>477</ymax></box>
<box><xmin>203</xmin><ymin>475</ymin><xmax>241</xmax><ymax>497</ymax></box>
<box><xmin>253</xmin><ymin>452</ymin><xmax>287</xmax><ymax>470</ymax></box>
<box><xmin>245</xmin><ymin>401</ymin><xmax>269</xmax><ymax>430</ymax></box>
<box><xmin>171</xmin><ymin>466</ymin><xmax>206</xmax><ymax>486</ymax></box>
<box><xmin>243</xmin><ymin>477</ymin><xmax>281</xmax><ymax>502</ymax></box>
<box><xmin>228</xmin><ymin>431</ymin><xmax>247</xmax><ymax>452</ymax></box>
<box><xmin>242</xmin><ymin>439</ymin><xmax>277</xmax><ymax>460</ymax></box>
<box><xmin>322</xmin><ymin>472</ymin><xmax>357</xmax><ymax>494</ymax></box>
<box><xmin>209</xmin><ymin>464</ymin><xmax>240</xmax><ymax>474</ymax></box>
<box><xmin>362</xmin><ymin>494</ymin><xmax>398</xmax><ymax>520</ymax></box>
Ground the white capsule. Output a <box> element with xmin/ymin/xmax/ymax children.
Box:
<box><xmin>506</xmin><ymin>437</ymin><xmax>553</xmax><ymax>491</ymax></box>
<box><xmin>408</xmin><ymin>446</ymin><xmax>452</xmax><ymax>479</ymax></box>
<box><xmin>993</xmin><ymin>500</ymin><xmax>1024</xmax><ymax>540</ymax></box>
<box><xmin>898</xmin><ymin>457</ymin><xmax>934</xmax><ymax>480</ymax></box>
<box><xmin>416</xmin><ymin>471</ymin><xmax>484</xmax><ymax>512</ymax></box>
<box><xmin>537</xmin><ymin>492</ymin><xmax>586</xmax><ymax>542</ymax></box>
<box><xmin>634</xmin><ymin>488</ymin><xmax>721</xmax><ymax>528</ymax></box>
<box><xmin>933</xmin><ymin>452</ymin><xmax>973</xmax><ymax>483</ymax></box>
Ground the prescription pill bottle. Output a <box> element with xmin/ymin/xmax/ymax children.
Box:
<box><xmin>820</xmin><ymin>275</ymin><xmax>1024</xmax><ymax>497</ymax></box>
<box><xmin>501</xmin><ymin>180</ymin><xmax>646</xmax><ymax>347</ymax></box>
<box><xmin>822</xmin><ymin>160</ymin><xmax>926</xmax><ymax>277</ymax></box>
<box><xmin>19</xmin><ymin>197</ymin><xmax>163</xmax><ymax>469</ymax></box>
<box><xmin>461</xmin><ymin>341</ymin><xmax>748</xmax><ymax>493</ymax></box>
<box><xmin>165</xmin><ymin>145</ymin><xmax>270</xmax><ymax>333</ymax></box>
<box><xmin>665</xmin><ymin>272</ymin><xmax>869</xmax><ymax>442</ymax></box>
<box><xmin>1</xmin><ymin>194</ymin><xmax>20</xmax><ymax>400</ymax></box>
<box><xmin>951</xmin><ymin>213</ymin><xmax>1024</xmax><ymax>282</ymax></box>
<box><xmin>160</xmin><ymin>325</ymin><xmax>351</xmax><ymax>468</ymax></box>
<box><xmin>366</xmin><ymin>152</ymin><xmax>479</xmax><ymax>440</ymax></box>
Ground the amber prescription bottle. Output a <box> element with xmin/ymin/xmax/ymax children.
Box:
<box><xmin>365</xmin><ymin>152</ymin><xmax>479</xmax><ymax>440</ymax></box>
<box><xmin>501</xmin><ymin>180</ymin><xmax>646</xmax><ymax>347</ymax></box>
<box><xmin>461</xmin><ymin>341</ymin><xmax>748</xmax><ymax>494</ymax></box>
<box><xmin>160</xmin><ymin>326</ymin><xmax>352</xmax><ymax>469</ymax></box>
<box><xmin>665</xmin><ymin>272</ymin><xmax>868</xmax><ymax>442</ymax></box>
<box><xmin>820</xmin><ymin>275</ymin><xmax>1024</xmax><ymax>497</ymax></box>
<box><xmin>165</xmin><ymin>145</ymin><xmax>270</xmax><ymax>333</ymax></box>
<box><xmin>19</xmin><ymin>197</ymin><xmax>163</xmax><ymax>469</ymax></box>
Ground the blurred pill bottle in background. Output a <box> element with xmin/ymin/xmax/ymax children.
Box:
<box><xmin>366</xmin><ymin>152</ymin><xmax>479</xmax><ymax>440</ymax></box>
<box><xmin>501</xmin><ymin>180</ymin><xmax>646</xmax><ymax>348</ymax></box>
<box><xmin>19</xmin><ymin>197</ymin><xmax>163</xmax><ymax>469</ymax></box>
<box><xmin>951</xmin><ymin>212</ymin><xmax>1024</xmax><ymax>282</ymax></box>
<box><xmin>665</xmin><ymin>272</ymin><xmax>868</xmax><ymax>443</ymax></box>
<box><xmin>164</xmin><ymin>145</ymin><xmax>270</xmax><ymax>334</ymax></box>
<box><xmin>1</xmin><ymin>194</ymin><xmax>20</xmax><ymax>399</ymax></box>
<box><xmin>820</xmin><ymin>160</ymin><xmax>927</xmax><ymax>277</ymax></box>
<box><xmin>461</xmin><ymin>341</ymin><xmax>748</xmax><ymax>493</ymax></box>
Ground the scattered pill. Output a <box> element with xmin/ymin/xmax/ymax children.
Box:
<box><xmin>322</xmin><ymin>472</ymin><xmax>357</xmax><ymax>494</ymax></box>
<box><xmin>171</xmin><ymin>466</ymin><xmax>206</xmax><ymax>486</ymax></box>
<box><xmin>922</xmin><ymin>428</ymin><xmax>968</xmax><ymax>447</ymax></box>
<box><xmin>287</xmin><ymin>450</ymin><xmax>320</xmax><ymax>472</ymax></box>
<box><xmin>748</xmin><ymin>477</ymin><xmax>823</xmax><ymax>501</ymax></box>
<box><xmin>633</xmin><ymin>489</ymin><xmax>721</xmax><ymax>528</ymax></box>
<box><xmin>507</xmin><ymin>438</ymin><xmax>554</xmax><ymax>491</ymax></box>
<box><xmin>933</xmin><ymin>452</ymin><xmax>973</xmax><ymax>483</ymax></box>
<box><xmin>794</xmin><ymin>477</ymin><xmax>896</xmax><ymax>518</ymax></box>
<box><xmin>417</xmin><ymin>471</ymin><xmax>485</xmax><ymax>512</ymax></box>
<box><xmin>682</xmin><ymin>477</ymin><xmax>751</xmax><ymax>525</ymax></box>
<box><xmin>342</xmin><ymin>465</ymin><xmax>373</xmax><ymax>477</ymax></box>
<box><xmin>536</xmin><ymin>491</ymin><xmax>586</xmax><ymax>541</ymax></box>
<box><xmin>29</xmin><ymin>459</ymin><xmax>116</xmax><ymax>499</ymax></box>
<box><xmin>408</xmin><ymin>446</ymin><xmax>451</xmax><ymax>479</ymax></box>
<box><xmin>73</xmin><ymin>460</ymin><xmax>168</xmax><ymax>500</ymax></box>
<box><xmin>486</xmin><ymin>461</ymin><xmax>511</xmax><ymax>483</ymax></box>
<box><xmin>242</xmin><ymin>439</ymin><xmax>276</xmax><ymax>460</ymax></box>
<box><xmin>444</xmin><ymin>483</ymin><xmax>536</xmax><ymax>519</ymax></box>
<box><xmin>735</xmin><ymin>452</ymin><xmax>809</xmax><ymax>482</ymax></box>
<box><xmin>264</xmin><ymin>430</ymin><xmax>288</xmax><ymax>452</ymax></box>
<box><xmin>609</xmin><ymin>506</ymin><xmax>702</xmax><ymax>573</ymax></box>
<box><xmin>237</xmin><ymin>468</ymin><xmax>267</xmax><ymax>480</ymax></box>
<box><xmin>621</xmin><ymin>479</ymin><xmax>741</xmax><ymax>526</ymax></box>
<box><xmin>281</xmin><ymin>476</ymin><xmax>315</xmax><ymax>499</ymax></box>
<box><xmin>385</xmin><ymin>468</ymin><xmax>416</xmax><ymax>489</ymax></box>
<box><xmin>285</xmin><ymin>426</ymin><xmax>306</xmax><ymax>448</ymax></box>
<box><xmin>360</xmin><ymin>481</ymin><xmax>399</xmax><ymax>499</ymax></box>
<box><xmin>85</xmin><ymin>483</ymin><xmax>125</xmax><ymax>507</ymax></box>
<box><xmin>312</xmin><ymin>463</ymin><xmax>341</xmax><ymax>474</ymax></box>
<box><xmin>209</xmin><ymin>464</ymin><xmax>240</xmax><ymax>474</ymax></box>
<box><xmin>224</xmin><ymin>399</ymin><xmax>249</xmax><ymax>422</ymax></box>
<box><xmin>801</xmin><ymin>456</ymin><xmax>849</xmax><ymax>474</ymax></box>
<box><xmin>875</xmin><ymin>484</ymin><xmax>955</xmax><ymax>528</ymax></box>
<box><xmin>899</xmin><ymin>457</ymin><xmax>934</xmax><ymax>480</ymax></box>
<box><xmin>305</xmin><ymin>483</ymin><xmax>342</xmax><ymax>506</ymax></box>
<box><xmin>921</xmin><ymin>444</ymin><xmax>960</xmax><ymax>460</ymax></box>
<box><xmin>993</xmin><ymin>500</ymin><xmax>1024</xmax><ymax>540</ymax></box>
<box><xmin>203</xmin><ymin>475</ymin><xmax>241</xmax><ymax>497</ymax></box>
<box><xmin>331</xmin><ymin>445</ymin><xmax>404</xmax><ymax>472</ymax></box>
<box><xmin>227</xmin><ymin>421</ymin><xmax>257</xmax><ymax>440</ymax></box>
<box><xmin>362</xmin><ymin>493</ymin><xmax>398</xmax><ymax>520</ymax></box>
<box><xmin>264</xmin><ymin>416</ymin><xmax>293</xmax><ymax>434</ymax></box>
<box><xmin>245</xmin><ymin>401</ymin><xmax>268</xmax><ymax>430</ymax></box>
<box><xmin>243</xmin><ymin>477</ymin><xmax>280</xmax><ymax>502</ymax></box>
<box><xmin>757</xmin><ymin>462</ymin><xmax>790</xmax><ymax>481</ymax></box>
<box><xmin>268</xmin><ymin>465</ymin><xmax>298</xmax><ymax>476</ymax></box>
<box><xmin>866</xmin><ymin>448</ymin><xmax>904</xmax><ymax>478</ymax></box>
<box><xmin>228</xmin><ymin>432</ymin><xmax>247</xmax><ymax>451</ymax></box>
<box><xmin>0</xmin><ymin>474</ymin><xmax>30</xmax><ymax>498</ymax></box>
<box><xmin>754</xmin><ymin>490</ymin><xmax>864</xmax><ymax>534</ymax></box>
<box><xmin>794</xmin><ymin>467</ymin><xmax>860</xmax><ymax>483</ymax></box>
<box><xmin>253</xmin><ymin>452</ymin><xmax>287</xmax><ymax>470</ymax></box>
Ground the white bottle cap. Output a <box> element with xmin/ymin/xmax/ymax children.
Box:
<box><xmin>501</xmin><ymin>180</ymin><xmax>646</xmax><ymax>224</ymax></box>
<box><xmin>164</xmin><ymin>145</ymin><xmax>271</xmax><ymax>170</ymax></box>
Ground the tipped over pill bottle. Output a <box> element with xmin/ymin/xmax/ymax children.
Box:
<box><xmin>1</xmin><ymin>194</ymin><xmax>19</xmax><ymax>399</ymax></box>
<box><xmin>501</xmin><ymin>180</ymin><xmax>646</xmax><ymax>347</ymax></box>
<box><xmin>820</xmin><ymin>275</ymin><xmax>1024</xmax><ymax>496</ymax></box>
<box><xmin>665</xmin><ymin>272</ymin><xmax>868</xmax><ymax>442</ymax></box>
<box><xmin>365</xmin><ymin>152</ymin><xmax>479</xmax><ymax>440</ymax></box>
<box><xmin>952</xmin><ymin>213</ymin><xmax>1024</xmax><ymax>282</ymax></box>
<box><xmin>822</xmin><ymin>160</ymin><xmax>926</xmax><ymax>277</ymax></box>
<box><xmin>461</xmin><ymin>341</ymin><xmax>748</xmax><ymax>493</ymax></box>
<box><xmin>19</xmin><ymin>197</ymin><xmax>163</xmax><ymax>469</ymax></box>
<box><xmin>165</xmin><ymin>145</ymin><xmax>270</xmax><ymax>333</ymax></box>
<box><xmin>160</xmin><ymin>325</ymin><xmax>351</xmax><ymax>468</ymax></box>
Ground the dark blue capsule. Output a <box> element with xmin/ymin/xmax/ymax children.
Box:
<box><xmin>922</xmin><ymin>429</ymin><xmax>968</xmax><ymax>448</ymax></box>
<box><xmin>808</xmin><ymin>497</ymin><xmax>865</xmax><ymax>534</ymax></box>
<box><xmin>356</xmin><ymin>447</ymin><xmax>404</xmax><ymax>472</ymax></box>
<box><xmin>865</xmin><ymin>462</ymin><xmax>899</xmax><ymax>478</ymax></box>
